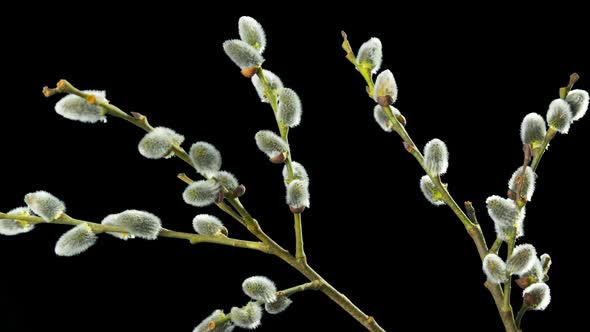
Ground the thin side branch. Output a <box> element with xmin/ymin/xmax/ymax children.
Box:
<box><xmin>0</xmin><ymin>212</ymin><xmax>270</xmax><ymax>253</ymax></box>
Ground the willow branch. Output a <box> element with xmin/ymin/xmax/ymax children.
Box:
<box><xmin>43</xmin><ymin>79</ymin><xmax>385</xmax><ymax>332</ymax></box>
<box><xmin>342</xmin><ymin>32</ymin><xmax>522</xmax><ymax>331</ymax></box>
<box><xmin>0</xmin><ymin>212</ymin><xmax>270</xmax><ymax>253</ymax></box>
<box><xmin>256</xmin><ymin>69</ymin><xmax>307</xmax><ymax>264</ymax></box>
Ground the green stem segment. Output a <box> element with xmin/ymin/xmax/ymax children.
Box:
<box><xmin>515</xmin><ymin>304</ymin><xmax>530</xmax><ymax>328</ymax></box>
<box><xmin>531</xmin><ymin>127</ymin><xmax>557</xmax><ymax>172</ymax></box>
<box><xmin>503</xmin><ymin>228</ymin><xmax>517</xmax><ymax>312</ymax></box>
<box><xmin>490</xmin><ymin>238</ymin><xmax>503</xmax><ymax>255</ymax></box>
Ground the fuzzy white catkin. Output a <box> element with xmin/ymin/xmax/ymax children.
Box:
<box><xmin>546</xmin><ymin>99</ymin><xmax>573</xmax><ymax>133</ymax></box>
<box><xmin>183</xmin><ymin>180</ymin><xmax>220</xmax><ymax>207</ymax></box>
<box><xmin>419</xmin><ymin>175</ymin><xmax>445</xmax><ymax>206</ymax></box>
<box><xmin>508</xmin><ymin>166</ymin><xmax>536</xmax><ymax>201</ymax></box>
<box><xmin>242</xmin><ymin>276</ymin><xmax>277</xmax><ymax>303</ymax></box>
<box><xmin>357</xmin><ymin>37</ymin><xmax>382</xmax><ymax>74</ymax></box>
<box><xmin>214</xmin><ymin>171</ymin><xmax>239</xmax><ymax>192</ymax></box>
<box><xmin>101</xmin><ymin>214</ymin><xmax>134</xmax><ymax>240</ymax></box>
<box><xmin>519</xmin><ymin>258</ymin><xmax>543</xmax><ymax>282</ymax></box>
<box><xmin>507</xmin><ymin>244</ymin><xmax>537</xmax><ymax>275</ymax></box>
<box><xmin>373</xmin><ymin>105</ymin><xmax>401</xmax><ymax>132</ymax></box>
<box><xmin>277</xmin><ymin>88</ymin><xmax>302</xmax><ymax>127</ymax></box>
<box><xmin>223</xmin><ymin>39</ymin><xmax>264</xmax><ymax>69</ymax></box>
<box><xmin>255</xmin><ymin>130</ymin><xmax>289</xmax><ymax>159</ymax></box>
<box><xmin>193</xmin><ymin>214</ymin><xmax>225</xmax><ymax>236</ymax></box>
<box><xmin>423</xmin><ymin>139</ymin><xmax>449</xmax><ymax>176</ymax></box>
<box><xmin>373</xmin><ymin>70</ymin><xmax>398</xmax><ymax>103</ymax></box>
<box><xmin>265</xmin><ymin>295</ymin><xmax>293</xmax><ymax>314</ymax></box>
<box><xmin>24</xmin><ymin>191</ymin><xmax>65</xmax><ymax>222</ymax></box>
<box><xmin>138</xmin><ymin>127</ymin><xmax>185</xmax><ymax>159</ymax></box>
<box><xmin>0</xmin><ymin>207</ymin><xmax>35</xmax><ymax>236</ymax></box>
<box><xmin>523</xmin><ymin>283</ymin><xmax>551</xmax><ymax>310</ymax></box>
<box><xmin>55</xmin><ymin>90</ymin><xmax>107</xmax><ymax>123</ymax></box>
<box><xmin>520</xmin><ymin>113</ymin><xmax>547</xmax><ymax>146</ymax></box>
<box><xmin>565</xmin><ymin>89</ymin><xmax>589</xmax><ymax>121</ymax></box>
<box><xmin>101</xmin><ymin>210</ymin><xmax>162</xmax><ymax>240</ymax></box>
<box><xmin>230</xmin><ymin>302</ymin><xmax>263</xmax><ymax>329</ymax></box>
<box><xmin>282</xmin><ymin>161</ymin><xmax>309</xmax><ymax>186</ymax></box>
<box><xmin>252</xmin><ymin>70</ymin><xmax>283</xmax><ymax>103</ymax></box>
<box><xmin>287</xmin><ymin>180</ymin><xmax>310</xmax><ymax>209</ymax></box>
<box><xmin>239</xmin><ymin>16</ymin><xmax>266</xmax><ymax>53</ymax></box>
<box><xmin>55</xmin><ymin>223</ymin><xmax>97</xmax><ymax>257</ymax></box>
<box><xmin>486</xmin><ymin>195</ymin><xmax>524</xmax><ymax>227</ymax></box>
<box><xmin>482</xmin><ymin>254</ymin><xmax>508</xmax><ymax>284</ymax></box>
<box><xmin>190</xmin><ymin>142</ymin><xmax>222</xmax><ymax>178</ymax></box>
<box><xmin>486</xmin><ymin>195</ymin><xmax>526</xmax><ymax>241</ymax></box>
<box><xmin>193</xmin><ymin>310</ymin><xmax>235</xmax><ymax>332</ymax></box>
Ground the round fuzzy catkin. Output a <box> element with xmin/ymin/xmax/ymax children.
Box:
<box><xmin>24</xmin><ymin>190</ymin><xmax>65</xmax><ymax>222</ymax></box>
<box><xmin>138</xmin><ymin>127</ymin><xmax>185</xmax><ymax>159</ymax></box>
<box><xmin>193</xmin><ymin>214</ymin><xmax>225</xmax><ymax>236</ymax></box>
<box><xmin>356</xmin><ymin>37</ymin><xmax>382</xmax><ymax>74</ymax></box>
<box><xmin>102</xmin><ymin>210</ymin><xmax>162</xmax><ymax>240</ymax></box>
<box><xmin>520</xmin><ymin>113</ymin><xmax>546</xmax><ymax>146</ymax></box>
<box><xmin>183</xmin><ymin>180</ymin><xmax>220</xmax><ymax>207</ymax></box>
<box><xmin>423</xmin><ymin>138</ymin><xmax>449</xmax><ymax>176</ymax></box>
<box><xmin>54</xmin><ymin>223</ymin><xmax>97</xmax><ymax>257</ymax></box>
<box><xmin>0</xmin><ymin>207</ymin><xmax>35</xmax><ymax>236</ymax></box>
<box><xmin>223</xmin><ymin>39</ymin><xmax>264</xmax><ymax>69</ymax></box>
<box><xmin>190</xmin><ymin>142</ymin><xmax>222</xmax><ymax>178</ymax></box>
<box><xmin>238</xmin><ymin>16</ymin><xmax>267</xmax><ymax>53</ymax></box>
<box><xmin>242</xmin><ymin>276</ymin><xmax>277</xmax><ymax>303</ymax></box>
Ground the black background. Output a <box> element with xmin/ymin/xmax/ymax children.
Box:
<box><xmin>1</xmin><ymin>5</ymin><xmax>588</xmax><ymax>332</ymax></box>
